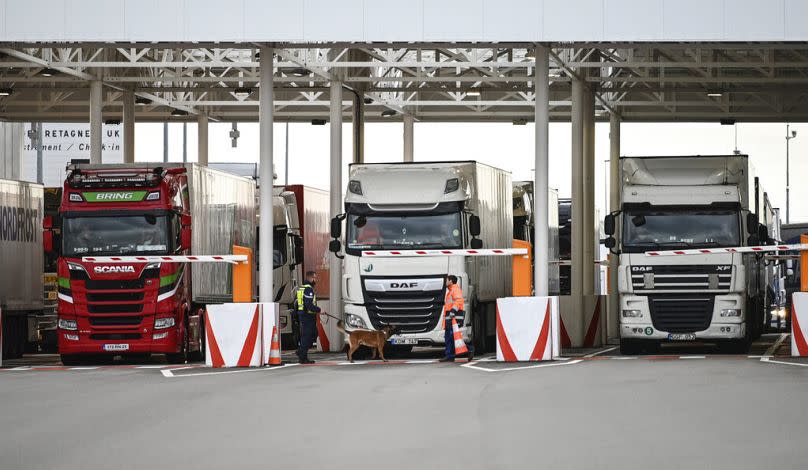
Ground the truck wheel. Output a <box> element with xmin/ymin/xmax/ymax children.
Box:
<box><xmin>187</xmin><ymin>311</ymin><xmax>204</xmax><ymax>362</ymax></box>
<box><xmin>166</xmin><ymin>325</ymin><xmax>189</xmax><ymax>364</ymax></box>
<box><xmin>619</xmin><ymin>338</ymin><xmax>641</xmax><ymax>355</ymax></box>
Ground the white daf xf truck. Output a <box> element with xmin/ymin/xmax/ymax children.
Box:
<box><xmin>604</xmin><ymin>155</ymin><xmax>773</xmax><ymax>354</ymax></box>
<box><xmin>329</xmin><ymin>161</ymin><xmax>512</xmax><ymax>352</ymax></box>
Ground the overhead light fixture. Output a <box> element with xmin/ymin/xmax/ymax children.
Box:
<box><xmin>39</xmin><ymin>68</ymin><xmax>59</xmax><ymax>77</ymax></box>
<box><xmin>170</xmin><ymin>109</ymin><xmax>189</xmax><ymax>117</ymax></box>
<box><xmin>134</xmin><ymin>96</ymin><xmax>152</xmax><ymax>105</ymax></box>
<box><xmin>291</xmin><ymin>68</ymin><xmax>310</xmax><ymax>77</ymax></box>
<box><xmin>0</xmin><ymin>88</ymin><xmax>12</xmax><ymax>96</ymax></box>
<box><xmin>720</xmin><ymin>119</ymin><xmax>736</xmax><ymax>126</ymax></box>
<box><xmin>104</xmin><ymin>119</ymin><xmax>121</xmax><ymax>125</ymax></box>
<box><xmin>381</xmin><ymin>109</ymin><xmax>397</xmax><ymax>118</ymax></box>
<box><xmin>363</xmin><ymin>97</ymin><xmax>374</xmax><ymax>105</ymax></box>
<box><xmin>234</xmin><ymin>87</ymin><xmax>253</xmax><ymax>98</ymax></box>
<box><xmin>467</xmin><ymin>90</ymin><xmax>481</xmax><ymax>97</ymax></box>
<box><xmin>311</xmin><ymin>119</ymin><xmax>327</xmax><ymax>125</ymax></box>
<box><xmin>525</xmin><ymin>49</ymin><xmax>536</xmax><ymax>59</ymax></box>
<box><xmin>512</xmin><ymin>118</ymin><xmax>528</xmax><ymax>126</ymax></box>
<box><xmin>707</xmin><ymin>91</ymin><xmax>723</xmax><ymax>97</ymax></box>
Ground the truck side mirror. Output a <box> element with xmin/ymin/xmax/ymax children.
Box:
<box><xmin>746</xmin><ymin>213</ymin><xmax>758</xmax><ymax>234</ymax></box>
<box><xmin>470</xmin><ymin>238</ymin><xmax>483</xmax><ymax>249</ymax></box>
<box><xmin>43</xmin><ymin>215</ymin><xmax>54</xmax><ymax>253</ymax></box>
<box><xmin>604</xmin><ymin>214</ymin><xmax>615</xmax><ymax>236</ymax></box>
<box><xmin>330</xmin><ymin>217</ymin><xmax>342</xmax><ymax>239</ymax></box>
<box><xmin>180</xmin><ymin>213</ymin><xmax>192</xmax><ymax>227</ymax></box>
<box><xmin>329</xmin><ymin>239</ymin><xmax>341</xmax><ymax>254</ymax></box>
<box><xmin>747</xmin><ymin>235</ymin><xmax>760</xmax><ymax>246</ymax></box>
<box><xmin>604</xmin><ymin>237</ymin><xmax>616</xmax><ymax>249</ymax></box>
<box><xmin>469</xmin><ymin>215</ymin><xmax>481</xmax><ymax>237</ymax></box>
<box><xmin>180</xmin><ymin>227</ymin><xmax>192</xmax><ymax>251</ymax></box>
<box><xmin>758</xmin><ymin>224</ymin><xmax>770</xmax><ymax>244</ymax></box>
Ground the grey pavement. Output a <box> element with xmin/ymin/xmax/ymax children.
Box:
<box><xmin>2</xmin><ymin>351</ymin><xmax>807</xmax><ymax>470</ymax></box>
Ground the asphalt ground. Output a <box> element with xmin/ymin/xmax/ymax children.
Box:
<box><xmin>1</xmin><ymin>334</ymin><xmax>806</xmax><ymax>470</ymax></box>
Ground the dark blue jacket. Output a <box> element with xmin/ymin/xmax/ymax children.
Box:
<box><xmin>296</xmin><ymin>284</ymin><xmax>321</xmax><ymax>314</ymax></box>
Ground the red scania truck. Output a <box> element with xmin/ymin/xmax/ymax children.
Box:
<box><xmin>49</xmin><ymin>164</ymin><xmax>256</xmax><ymax>365</ymax></box>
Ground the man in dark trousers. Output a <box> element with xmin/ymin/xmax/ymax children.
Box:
<box><xmin>295</xmin><ymin>271</ymin><xmax>321</xmax><ymax>364</ymax></box>
<box><xmin>439</xmin><ymin>274</ymin><xmax>474</xmax><ymax>362</ymax></box>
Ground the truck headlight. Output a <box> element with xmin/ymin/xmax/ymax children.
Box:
<box><xmin>154</xmin><ymin>317</ymin><xmax>176</xmax><ymax>329</ymax></box>
<box><xmin>67</xmin><ymin>262</ymin><xmax>87</xmax><ymax>274</ymax></box>
<box><xmin>346</xmin><ymin>314</ymin><xmax>367</xmax><ymax>329</ymax></box>
<box><xmin>622</xmin><ymin>309</ymin><xmax>642</xmax><ymax>318</ymax></box>
<box><xmin>58</xmin><ymin>318</ymin><xmax>78</xmax><ymax>330</ymax></box>
<box><xmin>720</xmin><ymin>309</ymin><xmax>741</xmax><ymax>317</ymax></box>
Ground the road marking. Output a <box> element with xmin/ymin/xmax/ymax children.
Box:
<box><xmin>584</xmin><ymin>346</ymin><xmax>618</xmax><ymax>358</ymax></box>
<box><xmin>161</xmin><ymin>363</ymin><xmax>298</xmax><ymax>378</ymax></box>
<box><xmin>759</xmin><ymin>357</ymin><xmax>808</xmax><ymax>368</ymax></box>
<box><xmin>68</xmin><ymin>367</ymin><xmax>100</xmax><ymax>370</ymax></box>
<box><xmin>612</xmin><ymin>356</ymin><xmax>638</xmax><ymax>360</ymax></box>
<box><xmin>461</xmin><ymin>359</ymin><xmax>582</xmax><ymax>373</ymax></box>
<box><xmin>680</xmin><ymin>356</ymin><xmax>706</xmax><ymax>360</ymax></box>
<box><xmin>765</xmin><ymin>333</ymin><xmax>789</xmax><ymax>357</ymax></box>
<box><xmin>337</xmin><ymin>361</ymin><xmax>368</xmax><ymax>365</ymax></box>
<box><xmin>405</xmin><ymin>360</ymin><xmax>438</xmax><ymax>364</ymax></box>
<box><xmin>136</xmin><ymin>365</ymin><xmax>171</xmax><ymax>369</ymax></box>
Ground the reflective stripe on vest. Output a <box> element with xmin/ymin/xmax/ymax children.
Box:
<box><xmin>296</xmin><ymin>284</ymin><xmax>317</xmax><ymax>312</ymax></box>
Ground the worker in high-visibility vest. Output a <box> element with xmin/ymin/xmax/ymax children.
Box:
<box><xmin>294</xmin><ymin>271</ymin><xmax>321</xmax><ymax>364</ymax></box>
<box><xmin>439</xmin><ymin>274</ymin><xmax>474</xmax><ymax>362</ymax></box>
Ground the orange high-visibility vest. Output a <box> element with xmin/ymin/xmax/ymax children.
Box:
<box><xmin>444</xmin><ymin>283</ymin><xmax>465</xmax><ymax>313</ymax></box>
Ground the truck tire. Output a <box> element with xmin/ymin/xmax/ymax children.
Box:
<box><xmin>619</xmin><ymin>338</ymin><xmax>642</xmax><ymax>355</ymax></box>
<box><xmin>166</xmin><ymin>324</ymin><xmax>189</xmax><ymax>364</ymax></box>
<box><xmin>471</xmin><ymin>304</ymin><xmax>487</xmax><ymax>353</ymax></box>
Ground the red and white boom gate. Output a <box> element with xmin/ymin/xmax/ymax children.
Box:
<box><xmin>646</xmin><ymin>243</ymin><xmax>808</xmax><ymax>357</ymax></box>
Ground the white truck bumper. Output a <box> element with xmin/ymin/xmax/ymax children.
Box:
<box><xmin>620</xmin><ymin>293</ymin><xmax>746</xmax><ymax>340</ymax></box>
<box><xmin>344</xmin><ymin>304</ymin><xmax>469</xmax><ymax>346</ymax></box>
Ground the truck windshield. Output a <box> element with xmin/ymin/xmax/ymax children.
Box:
<box><xmin>62</xmin><ymin>215</ymin><xmax>172</xmax><ymax>256</ymax></box>
<box><xmin>346</xmin><ymin>212</ymin><xmax>462</xmax><ymax>253</ymax></box>
<box><xmin>622</xmin><ymin>209</ymin><xmax>740</xmax><ymax>253</ymax></box>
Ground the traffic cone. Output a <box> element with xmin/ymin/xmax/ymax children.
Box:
<box><xmin>268</xmin><ymin>325</ymin><xmax>282</xmax><ymax>366</ymax></box>
<box><xmin>451</xmin><ymin>317</ymin><xmax>468</xmax><ymax>355</ymax></box>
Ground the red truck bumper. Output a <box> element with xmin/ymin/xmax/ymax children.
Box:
<box><xmin>57</xmin><ymin>326</ymin><xmax>181</xmax><ymax>355</ymax></box>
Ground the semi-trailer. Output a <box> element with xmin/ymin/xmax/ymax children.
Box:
<box><xmin>51</xmin><ymin>164</ymin><xmax>256</xmax><ymax>365</ymax></box>
<box><xmin>329</xmin><ymin>161</ymin><xmax>512</xmax><ymax>352</ymax></box>
<box><xmin>0</xmin><ymin>178</ymin><xmax>44</xmax><ymax>359</ymax></box>
<box><xmin>512</xmin><ymin>180</ymin><xmax>561</xmax><ymax>295</ymax></box>
<box><xmin>604</xmin><ymin>155</ymin><xmax>775</xmax><ymax>354</ymax></box>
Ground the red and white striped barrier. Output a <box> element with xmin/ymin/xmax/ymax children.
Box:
<box><xmin>645</xmin><ymin>244</ymin><xmax>808</xmax><ymax>257</ymax></box>
<box><xmin>205</xmin><ymin>303</ymin><xmax>263</xmax><ymax>367</ymax></box>
<box><xmin>82</xmin><ymin>255</ymin><xmax>248</xmax><ymax>264</ymax></box>
<box><xmin>792</xmin><ymin>293</ymin><xmax>808</xmax><ymax>357</ymax></box>
<box><xmin>362</xmin><ymin>248</ymin><xmax>527</xmax><ymax>257</ymax></box>
<box><xmin>558</xmin><ymin>295</ymin><xmax>604</xmax><ymax>349</ymax></box>
<box><xmin>495</xmin><ymin>296</ymin><xmax>560</xmax><ymax>362</ymax></box>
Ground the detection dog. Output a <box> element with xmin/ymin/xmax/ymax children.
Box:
<box><xmin>336</xmin><ymin>321</ymin><xmax>399</xmax><ymax>363</ymax></box>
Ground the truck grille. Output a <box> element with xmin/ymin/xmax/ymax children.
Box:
<box><xmin>90</xmin><ymin>333</ymin><xmax>142</xmax><ymax>340</ymax></box>
<box><xmin>632</xmin><ymin>265</ymin><xmax>731</xmax><ymax>292</ymax></box>
<box><xmin>85</xmin><ymin>279</ymin><xmax>144</xmax><ymax>290</ymax></box>
<box><xmin>89</xmin><ymin>316</ymin><xmax>143</xmax><ymax>326</ymax></box>
<box><xmin>86</xmin><ymin>292</ymin><xmax>144</xmax><ymax>302</ymax></box>
<box><xmin>88</xmin><ymin>303</ymin><xmax>143</xmax><ymax>314</ymax></box>
<box><xmin>648</xmin><ymin>295</ymin><xmax>714</xmax><ymax>333</ymax></box>
<box><xmin>362</xmin><ymin>282</ymin><xmax>445</xmax><ymax>334</ymax></box>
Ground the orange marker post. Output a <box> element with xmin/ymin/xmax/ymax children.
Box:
<box><xmin>232</xmin><ymin>245</ymin><xmax>253</xmax><ymax>303</ymax></box>
<box><xmin>512</xmin><ymin>239</ymin><xmax>532</xmax><ymax>296</ymax></box>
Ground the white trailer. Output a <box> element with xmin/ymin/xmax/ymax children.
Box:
<box><xmin>330</xmin><ymin>161</ymin><xmax>512</xmax><ymax>352</ymax></box>
<box><xmin>604</xmin><ymin>155</ymin><xmax>773</xmax><ymax>354</ymax></box>
<box><xmin>0</xmin><ymin>178</ymin><xmax>44</xmax><ymax>359</ymax></box>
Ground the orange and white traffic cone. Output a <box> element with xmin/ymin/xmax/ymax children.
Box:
<box><xmin>451</xmin><ymin>317</ymin><xmax>468</xmax><ymax>355</ymax></box>
<box><xmin>268</xmin><ymin>325</ymin><xmax>282</xmax><ymax>366</ymax></box>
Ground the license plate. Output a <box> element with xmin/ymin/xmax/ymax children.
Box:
<box><xmin>667</xmin><ymin>333</ymin><xmax>696</xmax><ymax>341</ymax></box>
<box><xmin>390</xmin><ymin>337</ymin><xmax>417</xmax><ymax>345</ymax></box>
<box><xmin>103</xmin><ymin>344</ymin><xmax>130</xmax><ymax>351</ymax></box>
<box><xmin>46</xmin><ymin>291</ymin><xmax>58</xmax><ymax>300</ymax></box>
<box><xmin>43</xmin><ymin>274</ymin><xmax>57</xmax><ymax>284</ymax></box>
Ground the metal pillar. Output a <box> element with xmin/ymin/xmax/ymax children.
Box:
<box><xmin>162</xmin><ymin>123</ymin><xmax>168</xmax><ymax>163</ymax></box>
<box><xmin>258</xmin><ymin>47</ymin><xmax>275</xmax><ymax>303</ymax></box>
<box><xmin>582</xmin><ymin>84</ymin><xmax>596</xmax><ymax>297</ymax></box>
<box><xmin>608</xmin><ymin>113</ymin><xmax>621</xmax><ymax>342</ymax></box>
<box><xmin>534</xmin><ymin>45</ymin><xmax>550</xmax><ymax>297</ymax></box>
<box><xmin>123</xmin><ymin>90</ymin><xmax>135</xmax><ymax>163</ymax></box>
<box><xmin>570</xmin><ymin>76</ymin><xmax>586</xmax><ymax>343</ymax></box>
<box><xmin>329</xmin><ymin>81</ymin><xmax>344</xmax><ymax>319</ymax></box>
<box><xmin>182</xmin><ymin>123</ymin><xmax>187</xmax><ymax>163</ymax></box>
<box><xmin>403</xmin><ymin>114</ymin><xmax>414</xmax><ymax>162</ymax></box>
<box><xmin>29</xmin><ymin>122</ymin><xmax>43</xmax><ymax>183</ymax></box>
<box><xmin>284</xmin><ymin>122</ymin><xmax>290</xmax><ymax>184</ymax></box>
<box><xmin>197</xmin><ymin>114</ymin><xmax>208</xmax><ymax>166</ymax></box>
<box><xmin>353</xmin><ymin>92</ymin><xmax>364</xmax><ymax>164</ymax></box>
<box><xmin>89</xmin><ymin>80</ymin><xmax>103</xmax><ymax>164</ymax></box>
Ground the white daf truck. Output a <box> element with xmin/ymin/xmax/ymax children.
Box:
<box><xmin>604</xmin><ymin>155</ymin><xmax>773</xmax><ymax>354</ymax></box>
<box><xmin>329</xmin><ymin>161</ymin><xmax>512</xmax><ymax>352</ymax></box>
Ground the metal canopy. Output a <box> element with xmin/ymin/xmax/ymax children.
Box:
<box><xmin>2</xmin><ymin>42</ymin><xmax>808</xmax><ymax>123</ymax></box>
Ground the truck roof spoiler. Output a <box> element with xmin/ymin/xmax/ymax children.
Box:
<box><xmin>66</xmin><ymin>165</ymin><xmax>184</xmax><ymax>189</ymax></box>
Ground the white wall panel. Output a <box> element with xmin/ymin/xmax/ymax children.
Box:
<box><xmin>483</xmin><ymin>0</ymin><xmax>540</xmax><ymax>41</ymax></box>
<box><xmin>725</xmin><ymin>0</ymin><xmax>784</xmax><ymax>40</ymax></box>
<box><xmin>424</xmin><ymin>0</ymin><xmax>484</xmax><ymax>41</ymax></box>
<box><xmin>605</xmin><ymin>0</ymin><xmax>663</xmax><ymax>40</ymax></box>
<box><xmin>543</xmin><ymin>0</ymin><xmax>603</xmax><ymax>41</ymax></box>
<box><xmin>663</xmin><ymin>0</ymin><xmax>724</xmax><ymax>40</ymax></box>
<box><xmin>64</xmin><ymin>0</ymin><xmax>124</xmax><ymax>41</ymax></box>
<box><xmin>0</xmin><ymin>0</ymin><xmax>6</xmax><ymax>40</ymax></box>
<box><xmin>185</xmin><ymin>0</ymin><xmax>244</xmax><ymax>42</ymax></box>
<box><xmin>364</xmin><ymin>0</ymin><xmax>423</xmax><ymax>42</ymax></box>
<box><xmin>244</xmin><ymin>0</ymin><xmax>304</xmax><ymax>41</ymax></box>
<box><xmin>785</xmin><ymin>0</ymin><xmax>808</xmax><ymax>40</ymax></box>
<box><xmin>5</xmin><ymin>0</ymin><xmax>65</xmax><ymax>41</ymax></box>
<box><xmin>124</xmin><ymin>0</ymin><xmax>183</xmax><ymax>41</ymax></box>
<box><xmin>304</xmin><ymin>0</ymin><xmax>363</xmax><ymax>42</ymax></box>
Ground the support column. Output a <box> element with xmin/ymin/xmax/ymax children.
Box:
<box><xmin>329</xmin><ymin>81</ymin><xmax>344</xmax><ymax>319</ymax></box>
<box><xmin>534</xmin><ymin>45</ymin><xmax>550</xmax><ymax>297</ymax></box>
<box><xmin>352</xmin><ymin>92</ymin><xmax>364</xmax><ymax>164</ymax></box>
<box><xmin>197</xmin><ymin>113</ymin><xmax>209</xmax><ymax>166</ymax></box>
<box><xmin>123</xmin><ymin>90</ymin><xmax>135</xmax><ymax>163</ymax></box>
<box><xmin>89</xmin><ymin>80</ymin><xmax>103</xmax><ymax>164</ymax></box>
<box><xmin>162</xmin><ymin>123</ymin><xmax>168</xmax><ymax>163</ymax></box>
<box><xmin>258</xmin><ymin>47</ymin><xmax>275</xmax><ymax>303</ymax></box>
<box><xmin>403</xmin><ymin>114</ymin><xmax>414</xmax><ymax>162</ymax></box>
<box><xmin>582</xmin><ymin>84</ymin><xmax>596</xmax><ymax>297</ymax></box>
<box><xmin>608</xmin><ymin>113</ymin><xmax>621</xmax><ymax>342</ymax></box>
<box><xmin>570</xmin><ymin>76</ymin><xmax>586</xmax><ymax>345</ymax></box>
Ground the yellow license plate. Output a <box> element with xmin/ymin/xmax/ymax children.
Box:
<box><xmin>43</xmin><ymin>274</ymin><xmax>58</xmax><ymax>284</ymax></box>
<box><xmin>46</xmin><ymin>291</ymin><xmax>58</xmax><ymax>300</ymax></box>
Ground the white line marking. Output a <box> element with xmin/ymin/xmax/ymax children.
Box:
<box><xmin>337</xmin><ymin>361</ymin><xmax>368</xmax><ymax>365</ymax></box>
<box><xmin>584</xmin><ymin>346</ymin><xmax>618</xmax><ymax>358</ymax></box>
<box><xmin>405</xmin><ymin>360</ymin><xmax>438</xmax><ymax>364</ymax></box>
<box><xmin>461</xmin><ymin>359</ymin><xmax>582</xmax><ymax>373</ymax></box>
<box><xmin>162</xmin><ymin>363</ymin><xmax>298</xmax><ymax>378</ymax></box>
<box><xmin>765</xmin><ymin>333</ymin><xmax>789</xmax><ymax>357</ymax></box>
<box><xmin>760</xmin><ymin>357</ymin><xmax>808</xmax><ymax>367</ymax></box>
<box><xmin>68</xmin><ymin>367</ymin><xmax>100</xmax><ymax>370</ymax></box>
<box><xmin>612</xmin><ymin>357</ymin><xmax>638</xmax><ymax>360</ymax></box>
<box><xmin>136</xmin><ymin>365</ymin><xmax>170</xmax><ymax>369</ymax></box>
<box><xmin>680</xmin><ymin>356</ymin><xmax>706</xmax><ymax>359</ymax></box>
<box><xmin>9</xmin><ymin>367</ymin><xmax>31</xmax><ymax>371</ymax></box>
